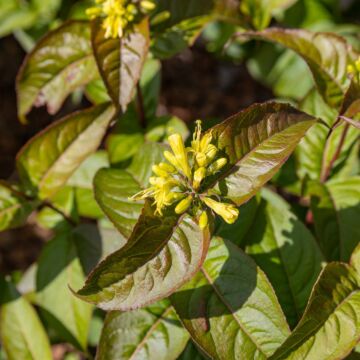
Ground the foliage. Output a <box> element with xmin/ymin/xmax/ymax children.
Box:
<box><xmin>0</xmin><ymin>0</ymin><xmax>360</xmax><ymax>359</ymax></box>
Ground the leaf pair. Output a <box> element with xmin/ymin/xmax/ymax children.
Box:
<box><xmin>75</xmin><ymin>102</ymin><xmax>316</xmax><ymax>310</ymax></box>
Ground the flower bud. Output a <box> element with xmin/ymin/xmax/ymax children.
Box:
<box><xmin>152</xmin><ymin>165</ymin><xmax>169</xmax><ymax>178</ymax></box>
<box><xmin>202</xmin><ymin>197</ymin><xmax>239</xmax><ymax>224</ymax></box>
<box><xmin>164</xmin><ymin>151</ymin><xmax>180</xmax><ymax>169</ymax></box>
<box><xmin>193</xmin><ymin>167</ymin><xmax>206</xmax><ymax>190</ymax></box>
<box><xmin>175</xmin><ymin>195</ymin><xmax>193</xmax><ymax>214</ymax></box>
<box><xmin>200</xmin><ymin>132</ymin><xmax>212</xmax><ymax>152</ymax></box>
<box><xmin>140</xmin><ymin>0</ymin><xmax>156</xmax><ymax>11</ymax></box>
<box><xmin>199</xmin><ymin>211</ymin><xmax>208</xmax><ymax>229</ymax></box>
<box><xmin>205</xmin><ymin>144</ymin><xmax>217</xmax><ymax>163</ymax></box>
<box><xmin>168</xmin><ymin>134</ymin><xmax>191</xmax><ymax>179</ymax></box>
<box><xmin>150</xmin><ymin>10</ymin><xmax>171</xmax><ymax>26</ymax></box>
<box><xmin>196</xmin><ymin>152</ymin><xmax>207</xmax><ymax>167</ymax></box>
<box><xmin>207</xmin><ymin>158</ymin><xmax>227</xmax><ymax>175</ymax></box>
<box><xmin>158</xmin><ymin>162</ymin><xmax>176</xmax><ymax>173</ymax></box>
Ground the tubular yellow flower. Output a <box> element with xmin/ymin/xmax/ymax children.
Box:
<box><xmin>193</xmin><ymin>167</ymin><xmax>206</xmax><ymax>190</ymax></box>
<box><xmin>158</xmin><ymin>162</ymin><xmax>176</xmax><ymax>173</ymax></box>
<box><xmin>175</xmin><ymin>195</ymin><xmax>193</xmax><ymax>214</ymax></box>
<box><xmin>168</xmin><ymin>134</ymin><xmax>192</xmax><ymax>179</ymax></box>
<box><xmin>202</xmin><ymin>197</ymin><xmax>239</xmax><ymax>224</ymax></box>
<box><xmin>205</xmin><ymin>144</ymin><xmax>217</xmax><ymax>163</ymax></box>
<box><xmin>152</xmin><ymin>164</ymin><xmax>170</xmax><ymax>178</ymax></box>
<box><xmin>195</xmin><ymin>152</ymin><xmax>207</xmax><ymax>167</ymax></box>
<box><xmin>207</xmin><ymin>158</ymin><xmax>227</xmax><ymax>175</ymax></box>
<box><xmin>86</xmin><ymin>0</ymin><xmax>155</xmax><ymax>39</ymax></box>
<box><xmin>199</xmin><ymin>211</ymin><xmax>208</xmax><ymax>229</ymax></box>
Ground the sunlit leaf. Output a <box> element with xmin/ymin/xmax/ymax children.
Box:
<box><xmin>76</xmin><ymin>201</ymin><xmax>211</xmax><ymax>310</ymax></box>
<box><xmin>0</xmin><ymin>278</ymin><xmax>53</xmax><ymax>360</ymax></box>
<box><xmin>242</xmin><ymin>29</ymin><xmax>358</xmax><ymax>107</ymax></box>
<box><xmin>171</xmin><ymin>237</ymin><xmax>290</xmax><ymax>360</ymax></box>
<box><xmin>0</xmin><ymin>181</ymin><xmax>37</xmax><ymax>231</ymax></box>
<box><xmin>91</xmin><ymin>18</ymin><xmax>149</xmax><ymax>112</ymax></box>
<box><xmin>17</xmin><ymin>103</ymin><xmax>115</xmax><ymax>199</ymax></box>
<box><xmin>35</xmin><ymin>231</ymin><xmax>93</xmax><ymax>350</ymax></box>
<box><xmin>17</xmin><ymin>21</ymin><xmax>98</xmax><ymax>122</ymax></box>
<box><xmin>244</xmin><ymin>189</ymin><xmax>324</xmax><ymax>327</ymax></box>
<box><xmin>270</xmin><ymin>262</ymin><xmax>360</xmax><ymax>360</ymax></box>
<box><xmin>96</xmin><ymin>300</ymin><xmax>189</xmax><ymax>360</ymax></box>
<box><xmin>207</xmin><ymin>102</ymin><xmax>316</xmax><ymax>206</ymax></box>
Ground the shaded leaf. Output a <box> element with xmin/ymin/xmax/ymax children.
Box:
<box><xmin>35</xmin><ymin>232</ymin><xmax>92</xmax><ymax>350</ymax></box>
<box><xmin>171</xmin><ymin>237</ymin><xmax>290</xmax><ymax>360</ymax></box>
<box><xmin>242</xmin><ymin>29</ymin><xmax>357</xmax><ymax>107</ymax></box>
<box><xmin>96</xmin><ymin>299</ymin><xmax>189</xmax><ymax>360</ymax></box>
<box><xmin>17</xmin><ymin>21</ymin><xmax>98</xmax><ymax>122</ymax></box>
<box><xmin>17</xmin><ymin>103</ymin><xmax>115</xmax><ymax>199</ymax></box>
<box><xmin>76</xmin><ymin>201</ymin><xmax>211</xmax><ymax>311</ymax></box>
<box><xmin>270</xmin><ymin>262</ymin><xmax>360</xmax><ymax>360</ymax></box>
<box><xmin>94</xmin><ymin>168</ymin><xmax>143</xmax><ymax>238</ymax></box>
<box><xmin>0</xmin><ymin>181</ymin><xmax>37</xmax><ymax>231</ymax></box>
<box><xmin>92</xmin><ymin>18</ymin><xmax>149</xmax><ymax>111</ymax></box>
<box><xmin>208</xmin><ymin>102</ymin><xmax>316</xmax><ymax>206</ymax></box>
<box><xmin>0</xmin><ymin>279</ymin><xmax>53</xmax><ymax>360</ymax></box>
<box><xmin>178</xmin><ymin>342</ymin><xmax>208</xmax><ymax>360</ymax></box>
<box><xmin>244</xmin><ymin>189</ymin><xmax>324</xmax><ymax>327</ymax></box>
<box><xmin>309</xmin><ymin>177</ymin><xmax>360</xmax><ymax>261</ymax></box>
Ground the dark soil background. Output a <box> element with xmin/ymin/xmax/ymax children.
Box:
<box><xmin>0</xmin><ymin>35</ymin><xmax>272</xmax><ymax>278</ymax></box>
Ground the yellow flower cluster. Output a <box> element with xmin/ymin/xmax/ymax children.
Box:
<box><xmin>347</xmin><ymin>58</ymin><xmax>360</xmax><ymax>77</ymax></box>
<box><xmin>130</xmin><ymin>121</ymin><xmax>239</xmax><ymax>228</ymax></box>
<box><xmin>86</xmin><ymin>0</ymin><xmax>155</xmax><ymax>39</ymax></box>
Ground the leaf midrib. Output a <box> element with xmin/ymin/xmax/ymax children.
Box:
<box><xmin>271</xmin><ymin>282</ymin><xmax>360</xmax><ymax>359</ymax></box>
<box><xmin>200</xmin><ymin>266</ymin><xmax>267</xmax><ymax>357</ymax></box>
<box><xmin>128</xmin><ymin>306</ymin><xmax>174</xmax><ymax>360</ymax></box>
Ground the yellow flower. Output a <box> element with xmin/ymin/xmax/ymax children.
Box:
<box><xmin>199</xmin><ymin>211</ymin><xmax>208</xmax><ymax>229</ymax></box>
<box><xmin>168</xmin><ymin>134</ymin><xmax>192</xmax><ymax>179</ymax></box>
<box><xmin>130</xmin><ymin>119</ymin><xmax>236</xmax><ymax>224</ymax></box>
<box><xmin>86</xmin><ymin>0</ymin><xmax>155</xmax><ymax>39</ymax></box>
<box><xmin>202</xmin><ymin>197</ymin><xmax>239</xmax><ymax>224</ymax></box>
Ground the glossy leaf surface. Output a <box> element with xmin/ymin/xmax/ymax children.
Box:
<box><xmin>243</xmin><ymin>29</ymin><xmax>357</xmax><ymax>107</ymax></box>
<box><xmin>76</xmin><ymin>202</ymin><xmax>211</xmax><ymax>311</ymax></box>
<box><xmin>309</xmin><ymin>177</ymin><xmax>360</xmax><ymax>261</ymax></box>
<box><xmin>270</xmin><ymin>262</ymin><xmax>360</xmax><ymax>360</ymax></box>
<box><xmin>209</xmin><ymin>102</ymin><xmax>316</xmax><ymax>205</ymax></box>
<box><xmin>244</xmin><ymin>190</ymin><xmax>324</xmax><ymax>327</ymax></box>
<box><xmin>0</xmin><ymin>279</ymin><xmax>53</xmax><ymax>360</ymax></box>
<box><xmin>96</xmin><ymin>300</ymin><xmax>189</xmax><ymax>360</ymax></box>
<box><xmin>172</xmin><ymin>237</ymin><xmax>290</xmax><ymax>360</ymax></box>
<box><xmin>17</xmin><ymin>103</ymin><xmax>115</xmax><ymax>199</ymax></box>
<box><xmin>92</xmin><ymin>19</ymin><xmax>149</xmax><ymax>111</ymax></box>
<box><xmin>0</xmin><ymin>182</ymin><xmax>36</xmax><ymax>231</ymax></box>
<box><xmin>35</xmin><ymin>232</ymin><xmax>92</xmax><ymax>350</ymax></box>
<box><xmin>17</xmin><ymin>21</ymin><xmax>97</xmax><ymax>122</ymax></box>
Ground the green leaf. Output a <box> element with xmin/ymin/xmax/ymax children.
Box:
<box><xmin>0</xmin><ymin>181</ymin><xmax>36</xmax><ymax>231</ymax></box>
<box><xmin>270</xmin><ymin>262</ymin><xmax>360</xmax><ymax>360</ymax></box>
<box><xmin>240</xmin><ymin>0</ymin><xmax>298</xmax><ymax>30</ymax></box>
<box><xmin>91</xmin><ymin>18</ymin><xmax>150</xmax><ymax>112</ymax></box>
<box><xmin>96</xmin><ymin>299</ymin><xmax>189</xmax><ymax>360</ymax></box>
<box><xmin>309</xmin><ymin>177</ymin><xmax>360</xmax><ymax>261</ymax></box>
<box><xmin>17</xmin><ymin>103</ymin><xmax>115</xmax><ymax>199</ymax></box>
<box><xmin>93</xmin><ymin>168</ymin><xmax>143</xmax><ymax>238</ymax></box>
<box><xmin>171</xmin><ymin>237</ymin><xmax>290</xmax><ymax>360</ymax></box>
<box><xmin>208</xmin><ymin>102</ymin><xmax>316</xmax><ymax>206</ymax></box>
<box><xmin>242</xmin><ymin>29</ymin><xmax>357</xmax><ymax>107</ymax></box>
<box><xmin>178</xmin><ymin>342</ymin><xmax>207</xmax><ymax>360</ymax></box>
<box><xmin>351</xmin><ymin>243</ymin><xmax>360</xmax><ymax>275</ymax></box>
<box><xmin>296</xmin><ymin>88</ymin><xmax>359</xmax><ymax>181</ymax></box>
<box><xmin>68</xmin><ymin>151</ymin><xmax>109</xmax><ymax>219</ymax></box>
<box><xmin>17</xmin><ymin>21</ymin><xmax>98</xmax><ymax>122</ymax></box>
<box><xmin>35</xmin><ymin>231</ymin><xmax>93</xmax><ymax>350</ymax></box>
<box><xmin>0</xmin><ymin>279</ymin><xmax>53</xmax><ymax>360</ymax></box>
<box><xmin>75</xmin><ymin>201</ymin><xmax>211</xmax><ymax>310</ymax></box>
<box><xmin>85</xmin><ymin>78</ymin><xmax>111</xmax><ymax>104</ymax></box>
<box><xmin>244</xmin><ymin>189</ymin><xmax>324</xmax><ymax>327</ymax></box>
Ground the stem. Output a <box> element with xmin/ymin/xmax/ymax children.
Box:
<box><xmin>136</xmin><ymin>83</ymin><xmax>147</xmax><ymax>129</ymax></box>
<box><xmin>42</xmin><ymin>201</ymin><xmax>77</xmax><ymax>227</ymax></box>
<box><xmin>320</xmin><ymin>122</ymin><xmax>350</xmax><ymax>183</ymax></box>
